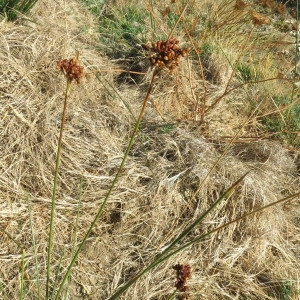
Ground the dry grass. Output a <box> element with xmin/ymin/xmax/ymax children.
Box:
<box><xmin>0</xmin><ymin>0</ymin><xmax>299</xmax><ymax>299</ymax></box>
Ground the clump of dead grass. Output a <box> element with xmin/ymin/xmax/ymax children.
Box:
<box><xmin>0</xmin><ymin>0</ymin><xmax>299</xmax><ymax>299</ymax></box>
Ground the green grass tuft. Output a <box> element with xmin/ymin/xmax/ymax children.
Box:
<box><xmin>0</xmin><ymin>0</ymin><xmax>38</xmax><ymax>21</ymax></box>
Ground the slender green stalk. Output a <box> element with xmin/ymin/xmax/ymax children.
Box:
<box><xmin>167</xmin><ymin>290</ymin><xmax>177</xmax><ymax>300</ymax></box>
<box><xmin>152</xmin><ymin>191</ymin><xmax>300</xmax><ymax>265</ymax></box>
<box><xmin>167</xmin><ymin>2</ymin><xmax>189</xmax><ymax>40</ymax></box>
<box><xmin>26</xmin><ymin>194</ymin><xmax>41</xmax><ymax>299</ymax></box>
<box><xmin>108</xmin><ymin>182</ymin><xmax>300</xmax><ymax>299</ymax></box>
<box><xmin>149</xmin><ymin>0</ymin><xmax>156</xmax><ymax>39</ymax></box>
<box><xmin>0</xmin><ymin>228</ymin><xmax>22</xmax><ymax>248</ymax></box>
<box><xmin>64</xmin><ymin>177</ymin><xmax>84</xmax><ymax>299</ymax></box>
<box><xmin>54</xmin><ymin>69</ymin><xmax>158</xmax><ymax>300</ymax></box>
<box><xmin>46</xmin><ymin>79</ymin><xmax>72</xmax><ymax>298</ymax></box>
<box><xmin>20</xmin><ymin>249</ymin><xmax>25</xmax><ymax>300</ymax></box>
<box><xmin>287</xmin><ymin>0</ymin><xmax>299</xmax><ymax>122</ymax></box>
<box><xmin>51</xmin><ymin>249</ymin><xmax>65</xmax><ymax>300</ymax></box>
<box><xmin>107</xmin><ymin>172</ymin><xmax>248</xmax><ymax>299</ymax></box>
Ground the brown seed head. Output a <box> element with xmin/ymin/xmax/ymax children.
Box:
<box><xmin>57</xmin><ymin>52</ymin><xmax>84</xmax><ymax>84</ymax></box>
<box><xmin>173</xmin><ymin>264</ymin><xmax>192</xmax><ymax>299</ymax></box>
<box><xmin>147</xmin><ymin>38</ymin><xmax>190</xmax><ymax>73</ymax></box>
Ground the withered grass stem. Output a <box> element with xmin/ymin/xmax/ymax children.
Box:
<box><xmin>54</xmin><ymin>69</ymin><xmax>158</xmax><ymax>299</ymax></box>
<box><xmin>46</xmin><ymin>79</ymin><xmax>72</xmax><ymax>299</ymax></box>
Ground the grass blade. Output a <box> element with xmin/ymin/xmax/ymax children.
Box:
<box><xmin>19</xmin><ymin>249</ymin><xmax>25</xmax><ymax>300</ymax></box>
<box><xmin>0</xmin><ymin>228</ymin><xmax>22</xmax><ymax>248</ymax></box>
<box><xmin>107</xmin><ymin>172</ymin><xmax>249</xmax><ymax>299</ymax></box>
<box><xmin>54</xmin><ymin>69</ymin><xmax>158</xmax><ymax>300</ymax></box>
<box><xmin>46</xmin><ymin>80</ymin><xmax>72</xmax><ymax>298</ymax></box>
<box><xmin>159</xmin><ymin>191</ymin><xmax>300</xmax><ymax>265</ymax></box>
<box><xmin>50</xmin><ymin>248</ymin><xmax>66</xmax><ymax>300</ymax></box>
<box><xmin>63</xmin><ymin>177</ymin><xmax>84</xmax><ymax>299</ymax></box>
<box><xmin>26</xmin><ymin>194</ymin><xmax>41</xmax><ymax>299</ymax></box>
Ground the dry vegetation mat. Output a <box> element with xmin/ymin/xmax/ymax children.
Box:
<box><xmin>0</xmin><ymin>0</ymin><xmax>300</xmax><ymax>299</ymax></box>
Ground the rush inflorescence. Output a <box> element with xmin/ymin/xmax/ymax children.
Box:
<box><xmin>57</xmin><ymin>52</ymin><xmax>84</xmax><ymax>84</ymax></box>
<box><xmin>173</xmin><ymin>264</ymin><xmax>192</xmax><ymax>299</ymax></box>
<box><xmin>146</xmin><ymin>38</ymin><xmax>190</xmax><ymax>72</ymax></box>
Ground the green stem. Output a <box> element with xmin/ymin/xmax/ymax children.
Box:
<box><xmin>54</xmin><ymin>69</ymin><xmax>158</xmax><ymax>300</ymax></box>
<box><xmin>46</xmin><ymin>79</ymin><xmax>71</xmax><ymax>298</ymax></box>
<box><xmin>287</xmin><ymin>0</ymin><xmax>299</xmax><ymax>121</ymax></box>
<box><xmin>108</xmin><ymin>183</ymin><xmax>300</xmax><ymax>300</ymax></box>
<box><xmin>107</xmin><ymin>172</ymin><xmax>248</xmax><ymax>299</ymax></box>
<box><xmin>20</xmin><ymin>249</ymin><xmax>25</xmax><ymax>300</ymax></box>
<box><xmin>26</xmin><ymin>194</ymin><xmax>41</xmax><ymax>299</ymax></box>
<box><xmin>167</xmin><ymin>290</ymin><xmax>177</xmax><ymax>300</ymax></box>
<box><xmin>152</xmin><ymin>191</ymin><xmax>300</xmax><ymax>265</ymax></box>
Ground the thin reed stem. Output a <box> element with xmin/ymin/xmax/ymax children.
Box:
<box><xmin>108</xmin><ymin>183</ymin><xmax>300</xmax><ymax>300</ymax></box>
<box><xmin>167</xmin><ymin>290</ymin><xmax>177</xmax><ymax>299</ymax></box>
<box><xmin>54</xmin><ymin>69</ymin><xmax>158</xmax><ymax>300</ymax></box>
<box><xmin>107</xmin><ymin>172</ymin><xmax>248</xmax><ymax>299</ymax></box>
<box><xmin>20</xmin><ymin>249</ymin><xmax>25</xmax><ymax>300</ymax></box>
<box><xmin>26</xmin><ymin>194</ymin><xmax>41</xmax><ymax>299</ymax></box>
<box><xmin>64</xmin><ymin>177</ymin><xmax>84</xmax><ymax>299</ymax></box>
<box><xmin>46</xmin><ymin>79</ymin><xmax>72</xmax><ymax>298</ymax></box>
<box><xmin>287</xmin><ymin>0</ymin><xmax>299</xmax><ymax>122</ymax></box>
<box><xmin>157</xmin><ymin>191</ymin><xmax>300</xmax><ymax>264</ymax></box>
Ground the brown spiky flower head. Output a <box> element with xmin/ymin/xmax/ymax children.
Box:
<box><xmin>173</xmin><ymin>264</ymin><xmax>192</xmax><ymax>299</ymax></box>
<box><xmin>57</xmin><ymin>51</ymin><xmax>84</xmax><ymax>84</ymax></box>
<box><xmin>148</xmin><ymin>38</ymin><xmax>190</xmax><ymax>73</ymax></box>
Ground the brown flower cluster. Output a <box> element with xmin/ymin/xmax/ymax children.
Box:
<box><xmin>57</xmin><ymin>53</ymin><xmax>84</xmax><ymax>84</ymax></box>
<box><xmin>173</xmin><ymin>264</ymin><xmax>191</xmax><ymax>299</ymax></box>
<box><xmin>148</xmin><ymin>38</ymin><xmax>190</xmax><ymax>72</ymax></box>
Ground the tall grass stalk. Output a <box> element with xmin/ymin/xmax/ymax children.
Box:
<box><xmin>160</xmin><ymin>191</ymin><xmax>300</xmax><ymax>264</ymax></box>
<box><xmin>46</xmin><ymin>79</ymin><xmax>72</xmax><ymax>299</ymax></box>
<box><xmin>51</xmin><ymin>248</ymin><xmax>65</xmax><ymax>300</ymax></box>
<box><xmin>20</xmin><ymin>249</ymin><xmax>25</xmax><ymax>300</ymax></box>
<box><xmin>26</xmin><ymin>194</ymin><xmax>41</xmax><ymax>299</ymax></box>
<box><xmin>148</xmin><ymin>0</ymin><xmax>156</xmax><ymax>39</ymax></box>
<box><xmin>107</xmin><ymin>172</ymin><xmax>248</xmax><ymax>299</ymax></box>
<box><xmin>167</xmin><ymin>2</ymin><xmax>188</xmax><ymax>39</ymax></box>
<box><xmin>167</xmin><ymin>290</ymin><xmax>177</xmax><ymax>299</ymax></box>
<box><xmin>64</xmin><ymin>177</ymin><xmax>84</xmax><ymax>299</ymax></box>
<box><xmin>1</xmin><ymin>228</ymin><xmax>22</xmax><ymax>248</ymax></box>
<box><xmin>287</xmin><ymin>0</ymin><xmax>299</xmax><ymax>122</ymax></box>
<box><xmin>54</xmin><ymin>68</ymin><xmax>158</xmax><ymax>299</ymax></box>
<box><xmin>108</xmin><ymin>187</ymin><xmax>300</xmax><ymax>299</ymax></box>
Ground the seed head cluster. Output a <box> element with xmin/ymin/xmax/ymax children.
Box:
<box><xmin>57</xmin><ymin>53</ymin><xmax>84</xmax><ymax>84</ymax></box>
<box><xmin>148</xmin><ymin>38</ymin><xmax>190</xmax><ymax>72</ymax></box>
<box><xmin>173</xmin><ymin>264</ymin><xmax>192</xmax><ymax>299</ymax></box>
